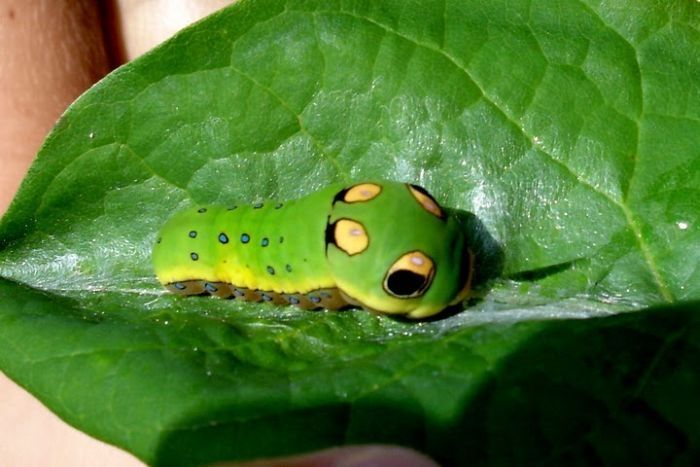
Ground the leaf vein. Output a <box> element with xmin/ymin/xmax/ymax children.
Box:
<box><xmin>329</xmin><ymin>9</ymin><xmax>672</xmax><ymax>303</ymax></box>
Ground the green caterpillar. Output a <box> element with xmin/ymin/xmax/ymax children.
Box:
<box><xmin>152</xmin><ymin>181</ymin><xmax>473</xmax><ymax>319</ymax></box>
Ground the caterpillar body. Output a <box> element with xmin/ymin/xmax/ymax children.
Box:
<box><xmin>152</xmin><ymin>181</ymin><xmax>473</xmax><ymax>319</ymax></box>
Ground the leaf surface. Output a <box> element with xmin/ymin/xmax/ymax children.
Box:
<box><xmin>0</xmin><ymin>1</ymin><xmax>698</xmax><ymax>465</ymax></box>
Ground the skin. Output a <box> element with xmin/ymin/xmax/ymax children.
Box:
<box><xmin>0</xmin><ymin>3</ymin><xmax>129</xmax><ymax>466</ymax></box>
<box><xmin>0</xmin><ymin>0</ymin><xmax>109</xmax><ymax>214</ymax></box>
<box><xmin>0</xmin><ymin>1</ymin><xmax>441</xmax><ymax>466</ymax></box>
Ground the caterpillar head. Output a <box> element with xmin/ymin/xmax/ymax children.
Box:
<box><xmin>325</xmin><ymin>182</ymin><xmax>473</xmax><ymax>319</ymax></box>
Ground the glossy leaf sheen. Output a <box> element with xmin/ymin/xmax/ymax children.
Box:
<box><xmin>0</xmin><ymin>1</ymin><xmax>699</xmax><ymax>465</ymax></box>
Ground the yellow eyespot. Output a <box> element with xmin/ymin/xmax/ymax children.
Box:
<box><xmin>331</xmin><ymin>219</ymin><xmax>369</xmax><ymax>255</ymax></box>
<box><xmin>383</xmin><ymin>251</ymin><xmax>435</xmax><ymax>298</ymax></box>
<box><xmin>343</xmin><ymin>183</ymin><xmax>382</xmax><ymax>202</ymax></box>
<box><xmin>407</xmin><ymin>184</ymin><xmax>444</xmax><ymax>218</ymax></box>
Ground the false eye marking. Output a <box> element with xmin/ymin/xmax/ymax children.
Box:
<box><xmin>407</xmin><ymin>184</ymin><xmax>444</xmax><ymax>219</ymax></box>
<box><xmin>343</xmin><ymin>183</ymin><xmax>382</xmax><ymax>202</ymax></box>
<box><xmin>332</xmin><ymin>183</ymin><xmax>382</xmax><ymax>204</ymax></box>
<box><xmin>326</xmin><ymin>218</ymin><xmax>369</xmax><ymax>255</ymax></box>
<box><xmin>383</xmin><ymin>251</ymin><xmax>435</xmax><ymax>298</ymax></box>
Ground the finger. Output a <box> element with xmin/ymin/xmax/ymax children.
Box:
<box><xmin>0</xmin><ymin>0</ymin><xmax>109</xmax><ymax>213</ymax></box>
<box><xmin>213</xmin><ymin>445</ymin><xmax>440</xmax><ymax>467</ymax></box>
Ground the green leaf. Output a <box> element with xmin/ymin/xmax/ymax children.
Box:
<box><xmin>1</xmin><ymin>0</ymin><xmax>698</xmax><ymax>465</ymax></box>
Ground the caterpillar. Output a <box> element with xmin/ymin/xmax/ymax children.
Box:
<box><xmin>152</xmin><ymin>181</ymin><xmax>474</xmax><ymax>319</ymax></box>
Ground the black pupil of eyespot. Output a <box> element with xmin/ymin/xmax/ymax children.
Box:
<box><xmin>386</xmin><ymin>269</ymin><xmax>427</xmax><ymax>296</ymax></box>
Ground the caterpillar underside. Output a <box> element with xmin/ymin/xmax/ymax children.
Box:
<box><xmin>166</xmin><ymin>280</ymin><xmax>350</xmax><ymax>310</ymax></box>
